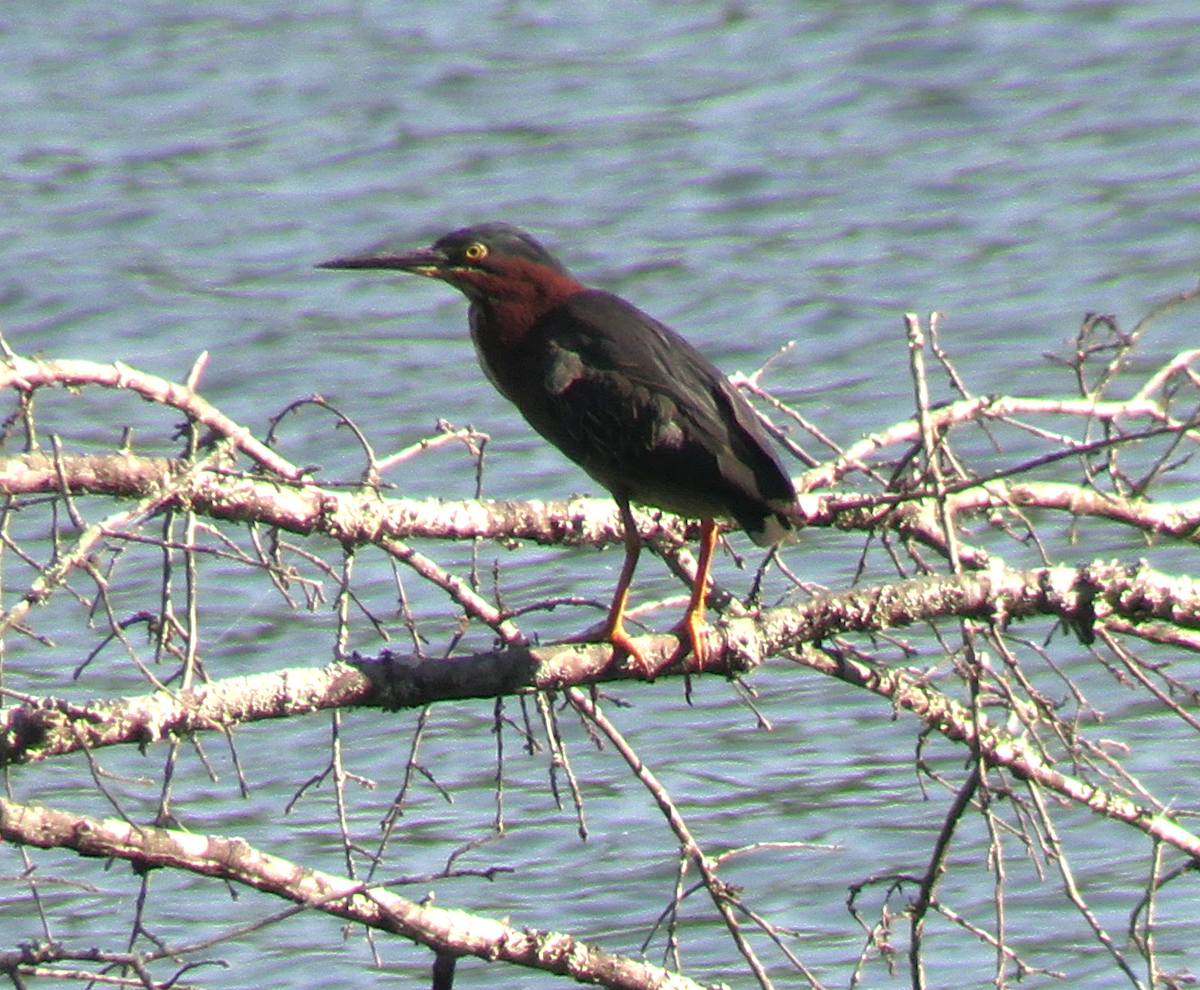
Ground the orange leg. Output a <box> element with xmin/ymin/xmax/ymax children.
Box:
<box><xmin>672</xmin><ymin>518</ymin><xmax>718</xmax><ymax>666</ymax></box>
<box><xmin>599</xmin><ymin>499</ymin><xmax>653</xmax><ymax>674</ymax></box>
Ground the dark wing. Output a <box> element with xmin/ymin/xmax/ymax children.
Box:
<box><xmin>512</xmin><ymin>289</ymin><xmax>795</xmax><ymax>539</ymax></box>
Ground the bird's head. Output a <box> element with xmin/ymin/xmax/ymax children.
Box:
<box><xmin>319</xmin><ymin>223</ymin><xmax>585</xmax><ymax>318</ymax></box>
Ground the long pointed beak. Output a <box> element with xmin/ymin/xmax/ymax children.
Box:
<box><xmin>317</xmin><ymin>247</ymin><xmax>448</xmax><ymax>277</ymax></box>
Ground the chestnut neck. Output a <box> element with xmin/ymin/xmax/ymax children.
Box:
<box><xmin>453</xmin><ymin>256</ymin><xmax>585</xmax><ymax>344</ymax></box>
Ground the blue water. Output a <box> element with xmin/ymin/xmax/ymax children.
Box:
<box><xmin>3</xmin><ymin>2</ymin><xmax>1199</xmax><ymax>987</ymax></box>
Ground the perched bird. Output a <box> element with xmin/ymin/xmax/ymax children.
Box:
<box><xmin>320</xmin><ymin>223</ymin><xmax>797</xmax><ymax>673</ymax></box>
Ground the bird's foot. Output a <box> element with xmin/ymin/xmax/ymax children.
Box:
<box><xmin>670</xmin><ymin>610</ymin><xmax>710</xmax><ymax>668</ymax></box>
<box><xmin>606</xmin><ymin>625</ymin><xmax>658</xmax><ymax>679</ymax></box>
<box><xmin>568</xmin><ymin>617</ymin><xmax>658</xmax><ymax>678</ymax></box>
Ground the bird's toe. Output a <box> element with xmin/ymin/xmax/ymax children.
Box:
<box><xmin>671</xmin><ymin>610</ymin><xmax>710</xmax><ymax>668</ymax></box>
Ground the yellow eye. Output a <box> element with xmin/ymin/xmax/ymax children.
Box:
<box><xmin>463</xmin><ymin>242</ymin><xmax>488</xmax><ymax>262</ymax></box>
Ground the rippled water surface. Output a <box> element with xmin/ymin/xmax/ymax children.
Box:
<box><xmin>3</xmin><ymin>2</ymin><xmax>1200</xmax><ymax>987</ymax></box>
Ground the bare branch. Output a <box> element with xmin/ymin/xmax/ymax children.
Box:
<box><xmin>0</xmin><ymin>353</ymin><xmax>302</xmax><ymax>480</ymax></box>
<box><xmin>0</xmin><ymin>798</ymin><xmax>716</xmax><ymax>990</ymax></box>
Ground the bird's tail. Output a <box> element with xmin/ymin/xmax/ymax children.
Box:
<box><xmin>745</xmin><ymin>505</ymin><xmax>801</xmax><ymax>548</ymax></box>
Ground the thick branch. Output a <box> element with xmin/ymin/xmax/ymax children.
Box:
<box><xmin>6</xmin><ymin>559</ymin><xmax>1197</xmax><ymax>763</ymax></box>
<box><xmin>5</xmin><ymin>452</ymin><xmax>1200</xmax><ymax>556</ymax></box>
<box><xmin>0</xmin><ymin>451</ymin><xmax>651</xmax><ymax>548</ymax></box>
<box><xmin>0</xmin><ymin>798</ymin><xmax>714</xmax><ymax>990</ymax></box>
<box><xmin>5</xmin><ymin>561</ymin><xmax>1199</xmax><ymax>862</ymax></box>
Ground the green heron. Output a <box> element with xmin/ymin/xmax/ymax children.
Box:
<box><xmin>320</xmin><ymin>223</ymin><xmax>797</xmax><ymax>673</ymax></box>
